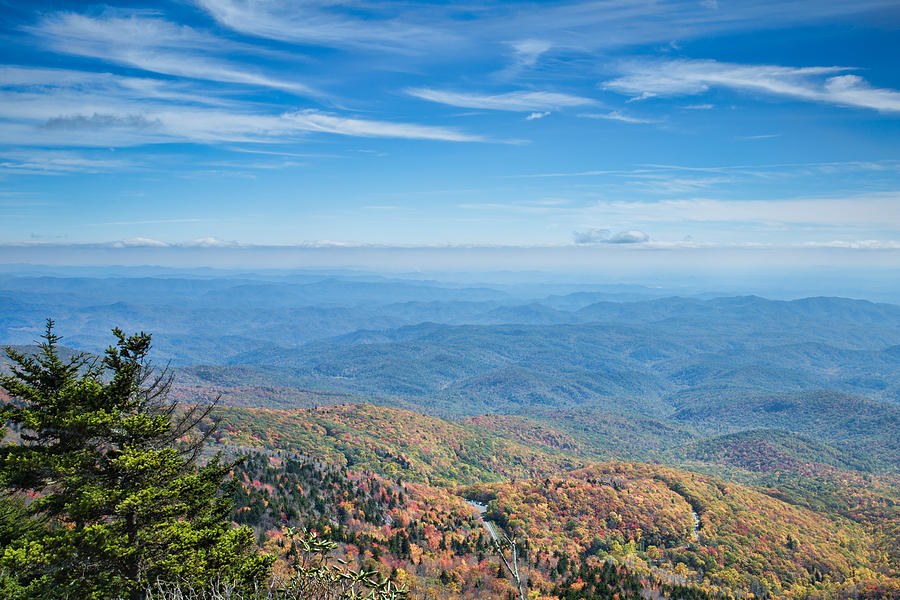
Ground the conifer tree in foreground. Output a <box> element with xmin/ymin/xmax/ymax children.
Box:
<box><xmin>0</xmin><ymin>320</ymin><xmax>272</xmax><ymax>600</ymax></box>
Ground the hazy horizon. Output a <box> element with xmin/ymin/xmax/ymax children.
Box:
<box><xmin>2</xmin><ymin>248</ymin><xmax>900</xmax><ymax>303</ymax></box>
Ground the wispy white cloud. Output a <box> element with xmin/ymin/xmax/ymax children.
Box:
<box><xmin>282</xmin><ymin>110</ymin><xmax>486</xmax><ymax>142</ymax></box>
<box><xmin>505</xmin><ymin>168</ymin><xmax>734</xmax><ymax>195</ymax></box>
<box><xmin>578</xmin><ymin>192</ymin><xmax>900</xmax><ymax>228</ymax></box>
<box><xmin>127</xmin><ymin>107</ymin><xmax>486</xmax><ymax>143</ymax></box>
<box><xmin>194</xmin><ymin>0</ymin><xmax>453</xmax><ymax>52</ymax></box>
<box><xmin>190</xmin><ymin>237</ymin><xmax>239</xmax><ymax>247</ymax></box>
<box><xmin>823</xmin><ymin>74</ymin><xmax>900</xmax><ymax>113</ymax></box>
<box><xmin>225</xmin><ymin>147</ymin><xmax>345</xmax><ymax>159</ymax></box>
<box><xmin>196</xmin><ymin>0</ymin><xmax>898</xmax><ymax>58</ymax></box>
<box><xmin>103</xmin><ymin>236</ymin><xmax>242</xmax><ymax>248</ymax></box>
<box><xmin>26</xmin><ymin>12</ymin><xmax>318</xmax><ymax>96</ymax></box>
<box><xmin>509</xmin><ymin>0</ymin><xmax>897</xmax><ymax>50</ymax></box>
<box><xmin>0</xmin><ymin>66</ymin><xmax>235</xmax><ymax>109</ymax></box>
<box><xmin>736</xmin><ymin>133</ymin><xmax>780</xmax><ymax>140</ymax></box>
<box><xmin>0</xmin><ymin>149</ymin><xmax>135</xmax><ymax>175</ymax></box>
<box><xmin>498</xmin><ymin>39</ymin><xmax>554</xmax><ymax>78</ymax></box>
<box><xmin>458</xmin><ymin>202</ymin><xmax>562</xmax><ymax>215</ymax></box>
<box><xmin>0</xmin><ymin>68</ymin><xmax>487</xmax><ymax>149</ymax></box>
<box><xmin>115</xmin><ymin>237</ymin><xmax>170</xmax><ymax>247</ymax></box>
<box><xmin>642</xmin><ymin>160</ymin><xmax>900</xmax><ymax>175</ymax></box>
<box><xmin>203</xmin><ymin>159</ymin><xmax>305</xmax><ymax>170</ymax></box>
<box><xmin>92</xmin><ymin>218</ymin><xmax>212</xmax><ymax>227</ymax></box>
<box><xmin>509</xmin><ymin>39</ymin><xmax>553</xmax><ymax>67</ymax></box>
<box><xmin>629</xmin><ymin>174</ymin><xmax>734</xmax><ymax>195</ymax></box>
<box><xmin>579</xmin><ymin>111</ymin><xmax>659</xmax><ymax>124</ymax></box>
<box><xmin>513</xmin><ymin>159</ymin><xmax>900</xmax><ymax>179</ymax></box>
<box><xmin>407</xmin><ymin>88</ymin><xmax>596</xmax><ymax>112</ymax></box>
<box><xmin>802</xmin><ymin>239</ymin><xmax>900</xmax><ymax>249</ymax></box>
<box><xmin>525</xmin><ymin>111</ymin><xmax>550</xmax><ymax>120</ymax></box>
<box><xmin>605</xmin><ymin>58</ymin><xmax>900</xmax><ymax>113</ymax></box>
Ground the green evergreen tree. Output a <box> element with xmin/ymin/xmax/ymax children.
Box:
<box><xmin>0</xmin><ymin>320</ymin><xmax>272</xmax><ymax>599</ymax></box>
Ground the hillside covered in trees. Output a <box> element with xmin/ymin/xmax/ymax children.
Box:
<box><xmin>3</xmin><ymin>272</ymin><xmax>900</xmax><ymax>599</ymax></box>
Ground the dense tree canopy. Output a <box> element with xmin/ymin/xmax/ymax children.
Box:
<box><xmin>0</xmin><ymin>320</ymin><xmax>272</xmax><ymax>599</ymax></box>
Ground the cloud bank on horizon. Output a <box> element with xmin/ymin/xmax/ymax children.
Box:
<box><xmin>0</xmin><ymin>0</ymin><xmax>898</xmax><ymax>264</ymax></box>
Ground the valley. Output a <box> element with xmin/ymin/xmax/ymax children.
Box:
<box><xmin>3</xmin><ymin>271</ymin><xmax>900</xmax><ymax>598</ymax></box>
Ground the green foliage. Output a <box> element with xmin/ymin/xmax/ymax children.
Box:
<box><xmin>0</xmin><ymin>493</ymin><xmax>42</xmax><ymax>549</ymax></box>
<box><xmin>280</xmin><ymin>527</ymin><xmax>408</xmax><ymax>600</ymax></box>
<box><xmin>0</xmin><ymin>320</ymin><xmax>272</xmax><ymax>599</ymax></box>
<box><xmin>144</xmin><ymin>528</ymin><xmax>408</xmax><ymax>600</ymax></box>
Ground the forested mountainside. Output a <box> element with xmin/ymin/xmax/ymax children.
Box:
<box><xmin>196</xmin><ymin>400</ymin><xmax>900</xmax><ymax>599</ymax></box>
<box><xmin>3</xmin><ymin>273</ymin><xmax>900</xmax><ymax>598</ymax></box>
<box><xmin>6</xmin><ymin>275</ymin><xmax>900</xmax><ymax>423</ymax></box>
<box><xmin>0</xmin><ymin>275</ymin><xmax>649</xmax><ymax>364</ymax></box>
<box><xmin>218</xmin><ymin>420</ymin><xmax>900</xmax><ymax>599</ymax></box>
<box><xmin>175</xmin><ymin>301</ymin><xmax>900</xmax><ymax>417</ymax></box>
<box><xmin>227</xmin><ymin>452</ymin><xmax>736</xmax><ymax>600</ymax></box>
<box><xmin>217</xmin><ymin>319</ymin><xmax>900</xmax><ymax>414</ymax></box>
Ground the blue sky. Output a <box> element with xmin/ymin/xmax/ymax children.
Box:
<box><xmin>1</xmin><ymin>0</ymin><xmax>899</xmax><ymax>268</ymax></box>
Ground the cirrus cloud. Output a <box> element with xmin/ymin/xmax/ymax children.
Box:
<box><xmin>0</xmin><ymin>68</ymin><xmax>489</xmax><ymax>147</ymax></box>
<box><xmin>604</xmin><ymin>58</ymin><xmax>900</xmax><ymax>113</ymax></box>
<box><xmin>26</xmin><ymin>12</ymin><xmax>319</xmax><ymax>97</ymax></box>
<box><xmin>407</xmin><ymin>88</ymin><xmax>597</xmax><ymax>112</ymax></box>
